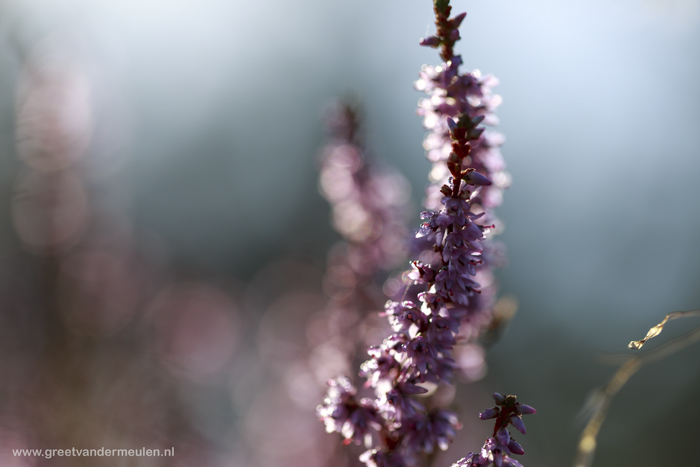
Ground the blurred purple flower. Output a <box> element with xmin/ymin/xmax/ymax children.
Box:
<box><xmin>313</xmin><ymin>101</ymin><xmax>412</xmax><ymax>463</ymax></box>
<box><xmin>318</xmin><ymin>101</ymin><xmax>410</xmax><ymax>276</ymax></box>
<box><xmin>401</xmin><ymin>409</ymin><xmax>462</xmax><ymax>454</ymax></box>
<box><xmin>360</xmin><ymin>448</ymin><xmax>409</xmax><ymax>467</ymax></box>
<box><xmin>317</xmin><ymin>376</ymin><xmax>383</xmax><ymax>447</ymax></box>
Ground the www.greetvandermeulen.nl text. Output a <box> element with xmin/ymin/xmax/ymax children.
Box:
<box><xmin>13</xmin><ymin>447</ymin><xmax>174</xmax><ymax>459</ymax></box>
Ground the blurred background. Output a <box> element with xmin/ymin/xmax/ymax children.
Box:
<box><xmin>0</xmin><ymin>0</ymin><xmax>699</xmax><ymax>466</ymax></box>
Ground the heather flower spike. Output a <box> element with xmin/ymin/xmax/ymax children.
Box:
<box><xmin>318</xmin><ymin>2</ymin><xmax>530</xmax><ymax>466</ymax></box>
<box><xmin>415</xmin><ymin>0</ymin><xmax>511</xmax><ymax>355</ymax></box>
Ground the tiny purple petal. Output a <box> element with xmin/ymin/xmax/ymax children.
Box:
<box><xmin>420</xmin><ymin>36</ymin><xmax>441</xmax><ymax>47</ymax></box>
<box><xmin>400</xmin><ymin>382</ymin><xmax>429</xmax><ymax>395</ymax></box>
<box><xmin>463</xmin><ymin>171</ymin><xmax>492</xmax><ymax>186</ymax></box>
<box><xmin>447</xmin><ymin>117</ymin><xmax>457</xmax><ymax>131</ymax></box>
<box><xmin>510</xmin><ymin>416</ymin><xmax>526</xmax><ymax>435</ymax></box>
<box><xmin>507</xmin><ymin>439</ymin><xmax>524</xmax><ymax>456</ymax></box>
<box><xmin>496</xmin><ymin>427</ymin><xmax>510</xmax><ymax>446</ymax></box>
<box><xmin>452</xmin><ymin>12</ymin><xmax>467</xmax><ymax>28</ymax></box>
<box><xmin>493</xmin><ymin>393</ymin><xmax>506</xmax><ymax>405</ymax></box>
<box><xmin>479</xmin><ymin>407</ymin><xmax>499</xmax><ymax>420</ymax></box>
<box><xmin>504</xmin><ymin>457</ymin><xmax>524</xmax><ymax>467</ymax></box>
<box><xmin>516</xmin><ymin>404</ymin><xmax>537</xmax><ymax>415</ymax></box>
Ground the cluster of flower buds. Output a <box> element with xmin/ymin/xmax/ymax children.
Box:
<box><xmin>452</xmin><ymin>393</ymin><xmax>536</xmax><ymax>467</ymax></box>
<box><xmin>317</xmin><ymin>376</ymin><xmax>383</xmax><ymax>448</ymax></box>
<box><xmin>415</xmin><ymin>0</ymin><xmax>510</xmax><ymax>343</ymax></box>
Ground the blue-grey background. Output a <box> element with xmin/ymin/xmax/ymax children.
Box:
<box><xmin>1</xmin><ymin>0</ymin><xmax>699</xmax><ymax>466</ymax></box>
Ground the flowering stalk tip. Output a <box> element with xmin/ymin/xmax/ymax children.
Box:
<box><xmin>453</xmin><ymin>394</ymin><xmax>536</xmax><ymax>467</ymax></box>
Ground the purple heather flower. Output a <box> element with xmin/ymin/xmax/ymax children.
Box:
<box><xmin>402</xmin><ymin>409</ymin><xmax>463</xmax><ymax>454</ymax></box>
<box><xmin>360</xmin><ymin>448</ymin><xmax>409</xmax><ymax>467</ymax></box>
<box><xmin>318</xmin><ymin>5</ymin><xmax>526</xmax><ymax>467</ymax></box>
<box><xmin>382</xmin><ymin>333</ymin><xmax>409</xmax><ymax>353</ymax></box>
<box><xmin>349</xmin><ymin>4</ymin><xmax>504</xmax><ymax>458</ymax></box>
<box><xmin>456</xmin><ymin>454</ymin><xmax>524</xmax><ymax>467</ymax></box>
<box><xmin>425</xmin><ymin>352</ymin><xmax>457</xmax><ymax>385</ymax></box>
<box><xmin>425</xmin><ymin>314</ymin><xmax>459</xmax><ymax>348</ymax></box>
<box><xmin>361</xmin><ymin>346</ymin><xmax>401</xmax><ymax>387</ymax></box>
<box><xmin>377</xmin><ymin>386</ymin><xmax>425</xmax><ymax>423</ymax></box>
<box><xmin>451</xmin><ymin>439</ymin><xmax>525</xmax><ymax>467</ymax></box>
<box><xmin>317</xmin><ymin>377</ymin><xmax>383</xmax><ymax>447</ymax></box>
<box><xmin>383</xmin><ymin>301</ymin><xmax>426</xmax><ymax>334</ymax></box>
<box><xmin>407</xmin><ymin>260</ymin><xmax>435</xmax><ymax>284</ymax></box>
<box><xmin>416</xmin><ymin>291</ymin><xmax>443</xmax><ymax>312</ymax></box>
<box><xmin>400</xmin><ymin>335</ymin><xmax>438</xmax><ymax>379</ymax></box>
